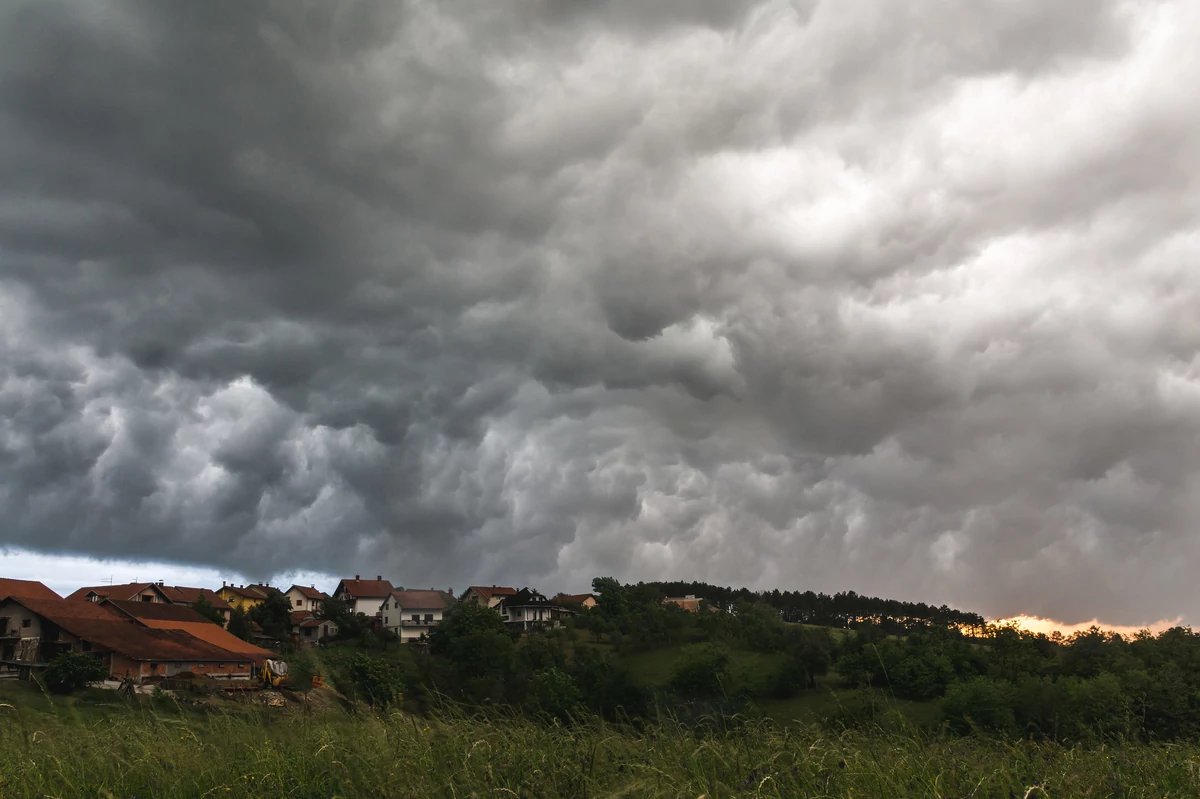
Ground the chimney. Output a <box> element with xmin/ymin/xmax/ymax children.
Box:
<box><xmin>355</xmin><ymin>574</ymin><xmax>360</xmax><ymax>580</ymax></box>
<box><xmin>376</xmin><ymin>575</ymin><xmax>382</xmax><ymax>581</ymax></box>
<box><xmin>222</xmin><ymin>580</ymin><xmax>226</xmax><ymax>587</ymax></box>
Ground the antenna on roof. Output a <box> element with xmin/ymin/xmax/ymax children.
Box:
<box><xmin>101</xmin><ymin>576</ymin><xmax>113</xmax><ymax>585</ymax></box>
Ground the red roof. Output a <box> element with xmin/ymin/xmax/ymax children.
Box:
<box><xmin>290</xmin><ymin>610</ymin><xmax>315</xmax><ymax>624</ymax></box>
<box><xmin>287</xmin><ymin>585</ymin><xmax>328</xmax><ymax>600</ymax></box>
<box><xmin>0</xmin><ymin>579</ymin><xmax>61</xmax><ymax>602</ymax></box>
<box><xmin>4</xmin><ymin>597</ymin><xmax>250</xmax><ymax>663</ymax></box>
<box><xmin>467</xmin><ymin>586</ymin><xmax>516</xmax><ymax>599</ymax></box>
<box><xmin>65</xmin><ymin>583</ymin><xmax>166</xmax><ymax>602</ymax></box>
<box><xmin>158</xmin><ymin>586</ymin><xmax>231</xmax><ymax>611</ymax></box>
<box><xmin>335</xmin><ymin>578</ymin><xmax>395</xmax><ymax>599</ymax></box>
<box><xmin>103</xmin><ymin>600</ymin><xmax>211</xmax><ymax>624</ymax></box>
<box><xmin>387</xmin><ymin>590</ymin><xmax>449</xmax><ymax>610</ymax></box>
<box><xmin>555</xmin><ymin>593</ymin><xmax>596</xmax><ymax>606</ymax></box>
<box><xmin>220</xmin><ymin>585</ymin><xmax>268</xmax><ymax>600</ymax></box>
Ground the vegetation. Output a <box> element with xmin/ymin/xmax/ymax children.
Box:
<box><xmin>248</xmin><ymin>588</ymin><xmax>295</xmax><ymax>641</ymax></box>
<box><xmin>190</xmin><ymin>592</ymin><xmax>226</xmax><ymax>626</ymax></box>
<box><xmin>2</xmin><ymin>677</ymin><xmax>1200</xmax><ymax>798</ymax></box>
<box><xmin>42</xmin><ymin>652</ymin><xmax>108</xmax><ymax>694</ymax></box>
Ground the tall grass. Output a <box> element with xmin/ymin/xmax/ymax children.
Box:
<box><xmin>0</xmin><ymin>691</ymin><xmax>1197</xmax><ymax>797</ymax></box>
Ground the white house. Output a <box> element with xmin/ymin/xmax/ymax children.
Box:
<box><xmin>380</xmin><ymin>590</ymin><xmax>452</xmax><ymax>642</ymax></box>
<box><xmin>284</xmin><ymin>584</ymin><xmax>329</xmax><ymax>614</ymax></box>
<box><xmin>497</xmin><ymin>588</ymin><xmax>574</xmax><ymax>633</ymax></box>
<box><xmin>332</xmin><ymin>576</ymin><xmax>395</xmax><ymax>617</ymax></box>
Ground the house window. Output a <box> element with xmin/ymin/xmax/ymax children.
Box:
<box><xmin>22</xmin><ymin>618</ymin><xmax>31</xmax><ymax>628</ymax></box>
<box><xmin>82</xmin><ymin>642</ymin><xmax>92</xmax><ymax>652</ymax></box>
<box><xmin>141</xmin><ymin>595</ymin><xmax>153</xmax><ymax>602</ymax></box>
<box><xmin>411</xmin><ymin>614</ymin><xmax>420</xmax><ymax>622</ymax></box>
<box><xmin>295</xmin><ymin>599</ymin><xmax>302</xmax><ymax>607</ymax></box>
<box><xmin>424</xmin><ymin>614</ymin><xmax>433</xmax><ymax>623</ymax></box>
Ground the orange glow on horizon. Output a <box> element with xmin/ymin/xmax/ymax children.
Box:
<box><xmin>994</xmin><ymin>614</ymin><xmax>1186</xmax><ymax>638</ymax></box>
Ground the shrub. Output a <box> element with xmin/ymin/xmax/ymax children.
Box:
<box><xmin>669</xmin><ymin>644</ymin><xmax>731</xmax><ymax>699</ymax></box>
<box><xmin>941</xmin><ymin>677</ymin><xmax>1017</xmax><ymax>736</ymax></box>
<box><xmin>43</xmin><ymin>652</ymin><xmax>108</xmax><ymax>694</ymax></box>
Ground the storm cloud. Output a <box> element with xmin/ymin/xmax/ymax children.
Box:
<box><xmin>2</xmin><ymin>0</ymin><xmax>1199</xmax><ymax>625</ymax></box>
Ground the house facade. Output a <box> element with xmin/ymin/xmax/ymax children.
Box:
<box><xmin>332</xmin><ymin>576</ymin><xmax>396</xmax><ymax>617</ymax></box>
<box><xmin>67</xmin><ymin>582</ymin><xmax>171</xmax><ymax>604</ymax></box>
<box><xmin>285</xmin><ymin>585</ymin><xmax>329</xmax><ymax>614</ymax></box>
<box><xmin>0</xmin><ymin>596</ymin><xmax>253</xmax><ymax>680</ymax></box>
<box><xmin>216</xmin><ymin>584</ymin><xmax>268</xmax><ymax>611</ymax></box>
<box><xmin>555</xmin><ymin>593</ymin><xmax>597</xmax><ymax>610</ymax></box>
<box><xmin>290</xmin><ymin>611</ymin><xmax>337</xmax><ymax>645</ymax></box>
<box><xmin>462</xmin><ymin>585</ymin><xmax>516</xmax><ymax>609</ymax></box>
<box><xmin>497</xmin><ymin>588</ymin><xmax>574</xmax><ymax>632</ymax></box>
<box><xmin>380</xmin><ymin>590</ymin><xmax>451</xmax><ymax>642</ymax></box>
<box><xmin>663</xmin><ymin>595</ymin><xmax>704</xmax><ymax>612</ymax></box>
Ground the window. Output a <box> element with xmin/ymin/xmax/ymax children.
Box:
<box><xmin>22</xmin><ymin>618</ymin><xmax>31</xmax><ymax>628</ymax></box>
<box><xmin>141</xmin><ymin>595</ymin><xmax>153</xmax><ymax>602</ymax></box>
<box><xmin>294</xmin><ymin>599</ymin><xmax>302</xmax><ymax>607</ymax></box>
<box><xmin>410</xmin><ymin>614</ymin><xmax>419</xmax><ymax>622</ymax></box>
<box><xmin>424</xmin><ymin>613</ymin><xmax>433</xmax><ymax>623</ymax></box>
<box><xmin>82</xmin><ymin>642</ymin><xmax>92</xmax><ymax>652</ymax></box>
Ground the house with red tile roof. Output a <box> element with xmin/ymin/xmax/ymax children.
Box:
<box><xmin>284</xmin><ymin>584</ymin><xmax>331</xmax><ymax>614</ymax></box>
<box><xmin>554</xmin><ymin>593</ymin><xmax>598</xmax><ymax>610</ymax></box>
<box><xmin>461</xmin><ymin>585</ymin><xmax>517</xmax><ymax>609</ymax></box>
<box><xmin>332</xmin><ymin>576</ymin><xmax>396</xmax><ymax>617</ymax></box>
<box><xmin>289</xmin><ymin>610</ymin><xmax>337</xmax><ymax>646</ymax></box>
<box><xmin>67</xmin><ymin>582</ymin><xmax>172</xmax><ymax>604</ymax></box>
<box><xmin>157</xmin><ymin>586</ymin><xmax>232</xmax><ymax>623</ymax></box>
<box><xmin>0</xmin><ymin>596</ymin><xmax>253</xmax><ymax>680</ymax></box>
<box><xmin>102</xmin><ymin>600</ymin><xmax>274</xmax><ymax>666</ymax></box>
<box><xmin>0</xmin><ymin>579</ymin><xmax>61</xmax><ymax>603</ymax></box>
<box><xmin>379</xmin><ymin>589</ymin><xmax>453</xmax><ymax>642</ymax></box>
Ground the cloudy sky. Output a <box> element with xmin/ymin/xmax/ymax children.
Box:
<box><xmin>1</xmin><ymin>0</ymin><xmax>1198</xmax><ymax>627</ymax></box>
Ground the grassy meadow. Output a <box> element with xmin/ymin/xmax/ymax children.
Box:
<box><xmin>2</xmin><ymin>678</ymin><xmax>1199</xmax><ymax>798</ymax></box>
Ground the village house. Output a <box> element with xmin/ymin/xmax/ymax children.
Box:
<box><xmin>497</xmin><ymin>588</ymin><xmax>574</xmax><ymax>632</ymax></box>
<box><xmin>67</xmin><ymin>581</ymin><xmax>171</xmax><ymax>604</ymax></box>
<box><xmin>102</xmin><ymin>600</ymin><xmax>274</xmax><ymax>666</ymax></box>
<box><xmin>379</xmin><ymin>589</ymin><xmax>452</xmax><ymax>642</ymax></box>
<box><xmin>461</xmin><ymin>585</ymin><xmax>516</xmax><ymax>609</ymax></box>
<box><xmin>0</xmin><ymin>579</ymin><xmax>61</xmax><ymax>603</ymax></box>
<box><xmin>284</xmin><ymin>585</ymin><xmax>330</xmax><ymax>613</ymax></box>
<box><xmin>0</xmin><ymin>596</ymin><xmax>253</xmax><ymax>680</ymax></box>
<box><xmin>332</xmin><ymin>576</ymin><xmax>396</xmax><ymax>617</ymax></box>
<box><xmin>216</xmin><ymin>583</ymin><xmax>268</xmax><ymax>611</ymax></box>
<box><xmin>290</xmin><ymin>611</ymin><xmax>337</xmax><ymax>646</ymax></box>
<box><xmin>663</xmin><ymin>594</ymin><xmax>704</xmax><ymax>612</ymax></box>
<box><xmin>554</xmin><ymin>593</ymin><xmax>598</xmax><ymax>610</ymax></box>
<box><xmin>157</xmin><ymin>586</ymin><xmax>233</xmax><ymax>624</ymax></box>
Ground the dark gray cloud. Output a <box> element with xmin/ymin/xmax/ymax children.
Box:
<box><xmin>1</xmin><ymin>0</ymin><xmax>1198</xmax><ymax>625</ymax></box>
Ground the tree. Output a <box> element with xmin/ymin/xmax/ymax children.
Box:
<box><xmin>338</xmin><ymin>653</ymin><xmax>405</xmax><ymax>709</ymax></box>
<box><xmin>669</xmin><ymin>644</ymin><xmax>731</xmax><ymax>699</ymax></box>
<box><xmin>591</xmin><ymin>577</ymin><xmax>628</xmax><ymax>618</ymax></box>
<box><xmin>248</xmin><ymin>588</ymin><xmax>294</xmax><ymax>641</ymax></box>
<box><xmin>192</xmin><ymin>593</ymin><xmax>226</xmax><ymax>626</ymax></box>
<box><xmin>288</xmin><ymin>652</ymin><xmax>319</xmax><ymax>712</ymax></box>
<box><xmin>228</xmin><ymin>606</ymin><xmax>253</xmax><ymax>641</ymax></box>
<box><xmin>44</xmin><ymin>652</ymin><xmax>108</xmax><ymax>694</ymax></box>
<box><xmin>318</xmin><ymin>597</ymin><xmax>368</xmax><ymax>639</ymax></box>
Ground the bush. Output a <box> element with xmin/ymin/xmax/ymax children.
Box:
<box><xmin>669</xmin><ymin>644</ymin><xmax>731</xmax><ymax>699</ymax></box>
<box><xmin>44</xmin><ymin>652</ymin><xmax>108</xmax><ymax>694</ymax></box>
<box><xmin>941</xmin><ymin>677</ymin><xmax>1017</xmax><ymax>736</ymax></box>
<box><xmin>336</xmin><ymin>653</ymin><xmax>405</xmax><ymax>709</ymax></box>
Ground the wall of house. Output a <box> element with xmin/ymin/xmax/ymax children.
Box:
<box><xmin>346</xmin><ymin>597</ymin><xmax>384</xmax><ymax>616</ymax></box>
<box><xmin>380</xmin><ymin>601</ymin><xmax>443</xmax><ymax>641</ymax></box>
<box><xmin>285</xmin><ymin>590</ymin><xmax>324</xmax><ymax>613</ymax></box>
<box><xmin>108</xmin><ymin>654</ymin><xmax>251</xmax><ymax>680</ymax></box>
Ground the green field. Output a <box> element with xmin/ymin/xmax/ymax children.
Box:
<box><xmin>0</xmin><ymin>678</ymin><xmax>1196</xmax><ymax>798</ymax></box>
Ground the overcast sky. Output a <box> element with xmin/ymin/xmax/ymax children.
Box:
<box><xmin>1</xmin><ymin>0</ymin><xmax>1198</xmax><ymax>627</ymax></box>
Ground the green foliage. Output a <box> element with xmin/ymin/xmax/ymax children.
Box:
<box><xmin>227</xmin><ymin>606</ymin><xmax>252</xmax><ymax>641</ymax></box>
<box><xmin>191</xmin><ymin>593</ymin><xmax>227</xmax><ymax>626</ymax></box>
<box><xmin>318</xmin><ymin>597</ymin><xmax>369</xmax><ymax>639</ymax></box>
<box><xmin>287</xmin><ymin>652</ymin><xmax>318</xmax><ymax>696</ymax></box>
<box><xmin>941</xmin><ymin>677</ymin><xmax>1018</xmax><ymax>736</ymax></box>
<box><xmin>591</xmin><ymin>576</ymin><xmax>628</xmax><ymax>618</ymax></box>
<box><xmin>529</xmin><ymin>667</ymin><xmax>581</xmax><ymax>722</ymax></box>
<box><xmin>248</xmin><ymin>588</ymin><xmax>294</xmax><ymax>641</ymax></box>
<box><xmin>669</xmin><ymin>643</ymin><xmax>731</xmax><ymax>699</ymax></box>
<box><xmin>43</xmin><ymin>652</ymin><xmax>108</xmax><ymax>694</ymax></box>
<box><xmin>333</xmin><ymin>652</ymin><xmax>405</xmax><ymax>709</ymax></box>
